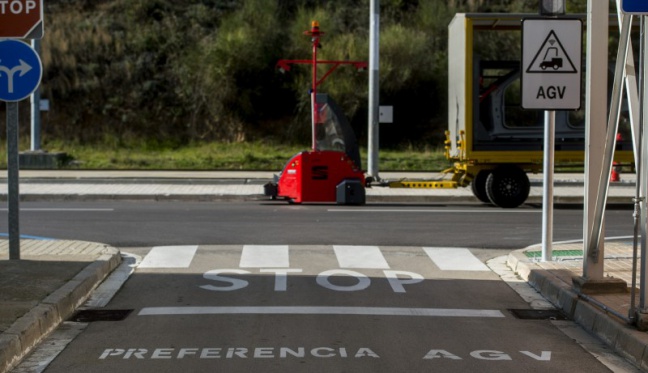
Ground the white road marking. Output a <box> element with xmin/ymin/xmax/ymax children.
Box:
<box><xmin>139</xmin><ymin>245</ymin><xmax>198</xmax><ymax>268</ymax></box>
<box><xmin>328</xmin><ymin>209</ymin><xmax>538</xmax><ymax>213</ymax></box>
<box><xmin>424</xmin><ymin>247</ymin><xmax>490</xmax><ymax>271</ymax></box>
<box><xmin>138</xmin><ymin>306</ymin><xmax>504</xmax><ymax>318</ymax></box>
<box><xmin>240</xmin><ymin>245</ymin><xmax>289</xmax><ymax>268</ymax></box>
<box><xmin>333</xmin><ymin>245</ymin><xmax>390</xmax><ymax>269</ymax></box>
<box><xmin>139</xmin><ymin>245</ymin><xmax>494</xmax><ymax>273</ymax></box>
<box><xmin>0</xmin><ymin>208</ymin><xmax>115</xmax><ymax>212</ymax></box>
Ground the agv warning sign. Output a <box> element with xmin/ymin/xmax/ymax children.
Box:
<box><xmin>521</xmin><ymin>19</ymin><xmax>582</xmax><ymax>110</ymax></box>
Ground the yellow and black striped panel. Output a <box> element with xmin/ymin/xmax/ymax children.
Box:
<box><xmin>388</xmin><ymin>181</ymin><xmax>458</xmax><ymax>189</ymax></box>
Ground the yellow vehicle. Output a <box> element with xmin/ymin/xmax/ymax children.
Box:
<box><xmin>391</xmin><ymin>13</ymin><xmax>633</xmax><ymax>208</ymax></box>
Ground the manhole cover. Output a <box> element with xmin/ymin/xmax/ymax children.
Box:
<box><xmin>69</xmin><ymin>309</ymin><xmax>133</xmax><ymax>322</ymax></box>
<box><xmin>508</xmin><ymin>309</ymin><xmax>567</xmax><ymax>320</ymax></box>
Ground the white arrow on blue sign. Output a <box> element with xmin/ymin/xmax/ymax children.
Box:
<box><xmin>0</xmin><ymin>39</ymin><xmax>42</xmax><ymax>102</ymax></box>
<box><xmin>622</xmin><ymin>0</ymin><xmax>648</xmax><ymax>14</ymax></box>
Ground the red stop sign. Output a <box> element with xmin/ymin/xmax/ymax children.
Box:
<box><xmin>0</xmin><ymin>0</ymin><xmax>43</xmax><ymax>39</ymax></box>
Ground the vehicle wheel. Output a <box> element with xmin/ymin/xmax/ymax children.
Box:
<box><xmin>485</xmin><ymin>166</ymin><xmax>530</xmax><ymax>208</ymax></box>
<box><xmin>470</xmin><ymin>170</ymin><xmax>492</xmax><ymax>203</ymax></box>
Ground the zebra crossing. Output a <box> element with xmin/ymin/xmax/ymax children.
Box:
<box><xmin>137</xmin><ymin>245</ymin><xmax>493</xmax><ymax>273</ymax></box>
<box><xmin>134</xmin><ymin>245</ymin><xmax>506</xmax><ymax>318</ymax></box>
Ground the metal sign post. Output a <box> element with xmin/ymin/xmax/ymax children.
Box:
<box><xmin>0</xmin><ymin>1</ymin><xmax>43</xmax><ymax>261</ymax></box>
<box><xmin>587</xmin><ymin>9</ymin><xmax>633</xmax><ymax>275</ymax></box>
<box><xmin>541</xmin><ymin>110</ymin><xmax>555</xmax><ymax>261</ymax></box>
<box><xmin>0</xmin><ymin>39</ymin><xmax>43</xmax><ymax>260</ymax></box>
<box><xmin>367</xmin><ymin>0</ymin><xmax>380</xmax><ymax>181</ymax></box>
<box><xmin>6</xmin><ymin>102</ymin><xmax>20</xmax><ymax>259</ymax></box>
<box><xmin>521</xmin><ymin>18</ymin><xmax>583</xmax><ymax>262</ymax></box>
<box><xmin>30</xmin><ymin>38</ymin><xmax>41</xmax><ymax>151</ymax></box>
<box><xmin>619</xmin><ymin>0</ymin><xmax>648</xmax><ymax>322</ymax></box>
<box><xmin>639</xmin><ymin>14</ymin><xmax>648</xmax><ymax>317</ymax></box>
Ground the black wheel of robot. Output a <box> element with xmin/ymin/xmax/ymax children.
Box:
<box><xmin>470</xmin><ymin>170</ymin><xmax>492</xmax><ymax>204</ymax></box>
<box><xmin>485</xmin><ymin>165</ymin><xmax>530</xmax><ymax>208</ymax></box>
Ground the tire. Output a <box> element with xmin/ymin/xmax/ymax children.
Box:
<box><xmin>470</xmin><ymin>170</ymin><xmax>492</xmax><ymax>203</ymax></box>
<box><xmin>485</xmin><ymin>166</ymin><xmax>530</xmax><ymax>208</ymax></box>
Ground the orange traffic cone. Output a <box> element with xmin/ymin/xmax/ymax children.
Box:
<box><xmin>611</xmin><ymin>132</ymin><xmax>623</xmax><ymax>182</ymax></box>
<box><xmin>611</xmin><ymin>162</ymin><xmax>621</xmax><ymax>182</ymax></box>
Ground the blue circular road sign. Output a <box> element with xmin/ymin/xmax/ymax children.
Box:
<box><xmin>0</xmin><ymin>39</ymin><xmax>42</xmax><ymax>102</ymax></box>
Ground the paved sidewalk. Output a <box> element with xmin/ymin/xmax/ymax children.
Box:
<box><xmin>0</xmin><ymin>240</ymin><xmax>121</xmax><ymax>373</ymax></box>
<box><xmin>508</xmin><ymin>240</ymin><xmax>648</xmax><ymax>370</ymax></box>
<box><xmin>0</xmin><ymin>170</ymin><xmax>638</xmax><ymax>203</ymax></box>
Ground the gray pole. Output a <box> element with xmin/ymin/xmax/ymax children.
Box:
<box><xmin>541</xmin><ymin>110</ymin><xmax>555</xmax><ymax>262</ymax></box>
<box><xmin>583</xmin><ymin>0</ymin><xmax>608</xmax><ymax>279</ymax></box>
<box><xmin>30</xmin><ymin>39</ymin><xmax>41</xmax><ymax>151</ymax></box>
<box><xmin>587</xmin><ymin>12</ymin><xmax>632</xmax><ymax>261</ymax></box>
<box><xmin>6</xmin><ymin>102</ymin><xmax>20</xmax><ymax>260</ymax></box>
<box><xmin>640</xmin><ymin>15</ymin><xmax>648</xmax><ymax>310</ymax></box>
<box><xmin>367</xmin><ymin>0</ymin><xmax>380</xmax><ymax>180</ymax></box>
<box><xmin>631</xmin><ymin>14</ymin><xmax>645</xmax><ymax>318</ymax></box>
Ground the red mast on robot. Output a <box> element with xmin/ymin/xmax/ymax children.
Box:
<box><xmin>305</xmin><ymin>21</ymin><xmax>323</xmax><ymax>150</ymax></box>
<box><xmin>277</xmin><ymin>21</ymin><xmax>367</xmax><ymax>151</ymax></box>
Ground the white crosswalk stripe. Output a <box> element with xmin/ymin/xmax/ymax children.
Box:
<box><xmin>138</xmin><ymin>245</ymin><xmax>198</xmax><ymax>268</ymax></box>
<box><xmin>333</xmin><ymin>245</ymin><xmax>390</xmax><ymax>269</ymax></box>
<box><xmin>240</xmin><ymin>245</ymin><xmax>290</xmax><ymax>268</ymax></box>
<box><xmin>138</xmin><ymin>245</ymin><xmax>491</xmax><ymax>273</ymax></box>
<box><xmin>423</xmin><ymin>247</ymin><xmax>491</xmax><ymax>271</ymax></box>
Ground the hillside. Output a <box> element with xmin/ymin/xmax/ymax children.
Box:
<box><xmin>21</xmin><ymin>0</ymin><xmax>575</xmax><ymax>149</ymax></box>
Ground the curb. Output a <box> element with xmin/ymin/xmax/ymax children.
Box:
<box><xmin>0</xmin><ymin>194</ymin><xmax>270</xmax><ymax>203</ymax></box>
<box><xmin>0</xmin><ymin>244</ymin><xmax>121</xmax><ymax>373</ymax></box>
<box><xmin>0</xmin><ymin>193</ymin><xmax>638</xmax><ymax>205</ymax></box>
<box><xmin>507</xmin><ymin>251</ymin><xmax>648</xmax><ymax>370</ymax></box>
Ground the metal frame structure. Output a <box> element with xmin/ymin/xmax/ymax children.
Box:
<box><xmin>276</xmin><ymin>21</ymin><xmax>367</xmax><ymax>152</ymax></box>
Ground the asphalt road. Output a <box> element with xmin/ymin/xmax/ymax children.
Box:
<box><xmin>7</xmin><ymin>200</ymin><xmax>640</xmax><ymax>372</ymax></box>
<box><xmin>33</xmin><ymin>245</ymin><xmax>619</xmax><ymax>373</ymax></box>
<box><xmin>0</xmin><ymin>200</ymin><xmax>635</xmax><ymax>248</ymax></box>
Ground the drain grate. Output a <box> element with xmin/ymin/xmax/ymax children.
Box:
<box><xmin>508</xmin><ymin>309</ymin><xmax>567</xmax><ymax>320</ymax></box>
<box><xmin>69</xmin><ymin>309</ymin><xmax>133</xmax><ymax>322</ymax></box>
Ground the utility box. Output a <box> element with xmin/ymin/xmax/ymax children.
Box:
<box><xmin>19</xmin><ymin>151</ymin><xmax>70</xmax><ymax>169</ymax></box>
<box><xmin>336</xmin><ymin>179</ymin><xmax>365</xmax><ymax>205</ymax></box>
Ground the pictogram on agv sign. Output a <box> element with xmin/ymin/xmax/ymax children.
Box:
<box><xmin>526</xmin><ymin>30</ymin><xmax>578</xmax><ymax>74</ymax></box>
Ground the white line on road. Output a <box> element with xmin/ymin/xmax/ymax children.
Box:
<box><xmin>139</xmin><ymin>245</ymin><xmax>198</xmax><ymax>268</ymax></box>
<box><xmin>240</xmin><ymin>245</ymin><xmax>290</xmax><ymax>268</ymax></box>
<box><xmin>138</xmin><ymin>306</ymin><xmax>505</xmax><ymax>318</ymax></box>
<box><xmin>0</xmin><ymin>208</ymin><xmax>115</xmax><ymax>212</ymax></box>
<box><xmin>424</xmin><ymin>248</ymin><xmax>490</xmax><ymax>271</ymax></box>
<box><xmin>333</xmin><ymin>245</ymin><xmax>390</xmax><ymax>269</ymax></box>
<box><xmin>328</xmin><ymin>209</ymin><xmax>539</xmax><ymax>213</ymax></box>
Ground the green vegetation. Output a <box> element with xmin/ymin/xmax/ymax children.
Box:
<box><xmin>1</xmin><ymin>0</ymin><xmax>592</xmax><ymax>170</ymax></box>
<box><xmin>0</xmin><ymin>140</ymin><xmax>452</xmax><ymax>171</ymax></box>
